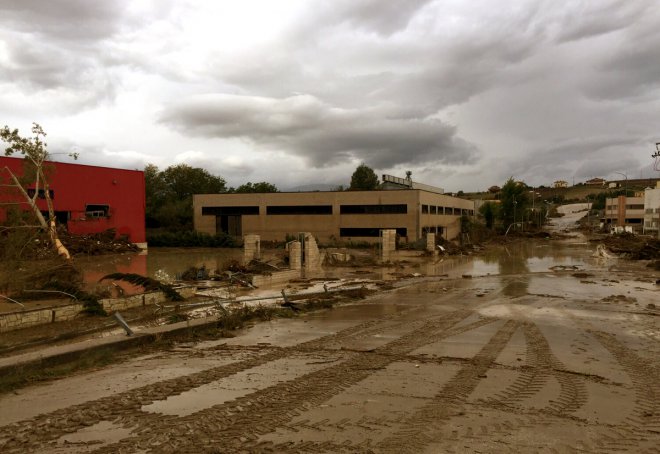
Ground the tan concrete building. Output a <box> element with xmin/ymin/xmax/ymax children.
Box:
<box><xmin>193</xmin><ymin>189</ymin><xmax>475</xmax><ymax>243</ymax></box>
<box><xmin>604</xmin><ymin>194</ymin><xmax>645</xmax><ymax>232</ymax></box>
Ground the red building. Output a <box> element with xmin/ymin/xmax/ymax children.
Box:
<box><xmin>0</xmin><ymin>156</ymin><xmax>146</xmax><ymax>245</ymax></box>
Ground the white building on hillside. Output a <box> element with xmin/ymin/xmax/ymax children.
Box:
<box><xmin>643</xmin><ymin>182</ymin><xmax>660</xmax><ymax>235</ymax></box>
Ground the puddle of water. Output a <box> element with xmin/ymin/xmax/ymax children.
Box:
<box><xmin>47</xmin><ymin>421</ymin><xmax>133</xmax><ymax>453</ymax></box>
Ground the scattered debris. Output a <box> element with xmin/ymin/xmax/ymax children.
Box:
<box><xmin>590</xmin><ymin>233</ymin><xmax>660</xmax><ymax>260</ymax></box>
<box><xmin>113</xmin><ymin>312</ymin><xmax>134</xmax><ymax>336</ymax></box>
<box><xmin>550</xmin><ymin>265</ymin><xmax>580</xmax><ymax>271</ymax></box>
<box><xmin>592</xmin><ymin>244</ymin><xmax>615</xmax><ymax>259</ymax></box>
<box><xmin>601</xmin><ymin>294</ymin><xmax>638</xmax><ymax>304</ymax></box>
<box><xmin>100</xmin><ymin>273</ymin><xmax>183</xmax><ymax>301</ymax></box>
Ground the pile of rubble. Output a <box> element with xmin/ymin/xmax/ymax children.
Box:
<box><xmin>591</xmin><ymin>233</ymin><xmax>660</xmax><ymax>260</ymax></box>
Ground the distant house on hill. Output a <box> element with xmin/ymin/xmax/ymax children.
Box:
<box><xmin>553</xmin><ymin>180</ymin><xmax>568</xmax><ymax>188</ymax></box>
<box><xmin>585</xmin><ymin>177</ymin><xmax>606</xmax><ymax>186</ymax></box>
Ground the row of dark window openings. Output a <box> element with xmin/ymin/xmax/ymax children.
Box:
<box><xmin>422</xmin><ymin>226</ymin><xmax>445</xmax><ymax>235</ymax></box>
<box><xmin>36</xmin><ymin>205</ymin><xmax>110</xmax><ymax>223</ymax></box>
<box><xmin>27</xmin><ymin>193</ymin><xmax>110</xmax><ymax>218</ymax></box>
<box><xmin>339</xmin><ymin>227</ymin><xmax>407</xmax><ymax>237</ymax></box>
<box><xmin>605</xmin><ymin>218</ymin><xmax>643</xmax><ymax>224</ymax></box>
<box><xmin>421</xmin><ymin>204</ymin><xmax>473</xmax><ymax>216</ymax></box>
<box><xmin>202</xmin><ymin>205</ymin><xmax>407</xmax><ymax>216</ymax></box>
<box><xmin>203</xmin><ymin>204</ymin><xmax>472</xmax><ymax>216</ymax></box>
<box><xmin>606</xmin><ymin>204</ymin><xmax>645</xmax><ymax>210</ymax></box>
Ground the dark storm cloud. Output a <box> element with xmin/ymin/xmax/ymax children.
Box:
<box><xmin>0</xmin><ymin>0</ymin><xmax>163</xmax><ymax>108</ymax></box>
<box><xmin>555</xmin><ymin>1</ymin><xmax>651</xmax><ymax>43</ymax></box>
<box><xmin>509</xmin><ymin>135</ymin><xmax>646</xmax><ymax>185</ymax></box>
<box><xmin>161</xmin><ymin>93</ymin><xmax>477</xmax><ymax>168</ymax></box>
<box><xmin>582</xmin><ymin>21</ymin><xmax>660</xmax><ymax>101</ymax></box>
<box><xmin>218</xmin><ymin>1</ymin><xmax>544</xmax><ymax>113</ymax></box>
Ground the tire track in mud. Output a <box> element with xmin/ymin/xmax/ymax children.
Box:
<box><xmin>371</xmin><ymin>319</ymin><xmax>520</xmax><ymax>453</ymax></box>
<box><xmin>492</xmin><ymin>322</ymin><xmax>588</xmax><ymax>415</ymax></box>
<box><xmin>0</xmin><ymin>307</ymin><xmax>421</xmax><ymax>451</ymax></box>
<box><xmin>426</xmin><ymin>318</ymin><xmax>591</xmax><ymax>453</ymax></box>
<box><xmin>590</xmin><ymin>330</ymin><xmax>660</xmax><ymax>453</ymax></box>
<box><xmin>84</xmin><ymin>309</ymin><xmax>485</xmax><ymax>453</ymax></box>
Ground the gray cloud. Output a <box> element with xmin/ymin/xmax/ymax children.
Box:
<box><xmin>161</xmin><ymin>93</ymin><xmax>478</xmax><ymax>168</ymax></box>
<box><xmin>0</xmin><ymin>0</ymin><xmax>127</xmax><ymax>41</ymax></box>
<box><xmin>556</xmin><ymin>1</ymin><xmax>652</xmax><ymax>43</ymax></box>
<box><xmin>2</xmin><ymin>1</ymin><xmax>660</xmax><ymax>192</ymax></box>
<box><xmin>292</xmin><ymin>0</ymin><xmax>434</xmax><ymax>38</ymax></box>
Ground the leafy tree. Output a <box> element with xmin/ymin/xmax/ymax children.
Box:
<box><xmin>144</xmin><ymin>164</ymin><xmax>167</xmax><ymax>228</ymax></box>
<box><xmin>479</xmin><ymin>201</ymin><xmax>499</xmax><ymax>229</ymax></box>
<box><xmin>230</xmin><ymin>181</ymin><xmax>278</xmax><ymax>193</ymax></box>
<box><xmin>0</xmin><ymin>123</ymin><xmax>73</xmax><ymax>260</ymax></box>
<box><xmin>145</xmin><ymin>164</ymin><xmax>226</xmax><ymax>231</ymax></box>
<box><xmin>349</xmin><ymin>163</ymin><xmax>379</xmax><ymax>190</ymax></box>
<box><xmin>498</xmin><ymin>177</ymin><xmax>529</xmax><ymax>227</ymax></box>
<box><xmin>160</xmin><ymin>164</ymin><xmax>226</xmax><ymax>199</ymax></box>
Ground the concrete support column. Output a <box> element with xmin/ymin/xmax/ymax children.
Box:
<box><xmin>289</xmin><ymin>241</ymin><xmax>302</xmax><ymax>270</ymax></box>
<box><xmin>303</xmin><ymin>233</ymin><xmax>322</xmax><ymax>273</ymax></box>
<box><xmin>381</xmin><ymin>229</ymin><xmax>397</xmax><ymax>262</ymax></box>
<box><xmin>426</xmin><ymin>232</ymin><xmax>436</xmax><ymax>252</ymax></box>
<box><xmin>243</xmin><ymin>234</ymin><xmax>261</xmax><ymax>264</ymax></box>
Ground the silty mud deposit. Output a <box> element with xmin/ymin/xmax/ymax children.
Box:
<box><xmin>0</xmin><ymin>236</ymin><xmax>658</xmax><ymax>453</ymax></box>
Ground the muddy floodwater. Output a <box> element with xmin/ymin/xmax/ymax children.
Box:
<box><xmin>1</xmin><ymin>236</ymin><xmax>659</xmax><ymax>453</ymax></box>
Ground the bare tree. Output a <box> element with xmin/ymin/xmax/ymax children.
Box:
<box><xmin>1</xmin><ymin>123</ymin><xmax>73</xmax><ymax>260</ymax></box>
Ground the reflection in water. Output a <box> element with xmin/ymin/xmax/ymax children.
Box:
<box><xmin>77</xmin><ymin>240</ymin><xmax>594</xmax><ymax>297</ymax></box>
<box><xmin>497</xmin><ymin>244</ymin><xmax>531</xmax><ymax>297</ymax></box>
<box><xmin>77</xmin><ymin>253</ymin><xmax>147</xmax><ymax>295</ymax></box>
<box><xmin>77</xmin><ymin>248</ymin><xmax>291</xmax><ymax>294</ymax></box>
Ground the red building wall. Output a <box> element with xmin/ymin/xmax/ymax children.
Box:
<box><xmin>0</xmin><ymin>156</ymin><xmax>145</xmax><ymax>244</ymax></box>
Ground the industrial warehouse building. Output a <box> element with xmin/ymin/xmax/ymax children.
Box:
<box><xmin>194</xmin><ymin>176</ymin><xmax>475</xmax><ymax>243</ymax></box>
<box><xmin>0</xmin><ymin>156</ymin><xmax>146</xmax><ymax>245</ymax></box>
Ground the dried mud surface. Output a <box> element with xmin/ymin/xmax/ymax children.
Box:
<box><xmin>0</xmin><ymin>238</ymin><xmax>659</xmax><ymax>453</ymax></box>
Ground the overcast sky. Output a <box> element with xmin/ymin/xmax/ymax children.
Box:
<box><xmin>1</xmin><ymin>0</ymin><xmax>659</xmax><ymax>192</ymax></box>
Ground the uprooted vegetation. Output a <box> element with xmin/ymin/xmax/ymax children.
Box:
<box><xmin>591</xmin><ymin>233</ymin><xmax>660</xmax><ymax>260</ymax></box>
<box><xmin>100</xmin><ymin>273</ymin><xmax>184</xmax><ymax>301</ymax></box>
<box><xmin>176</xmin><ymin>259</ymin><xmax>286</xmax><ymax>287</ymax></box>
<box><xmin>0</xmin><ymin>259</ymin><xmax>106</xmax><ymax>315</ymax></box>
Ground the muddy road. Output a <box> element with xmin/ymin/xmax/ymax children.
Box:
<box><xmin>0</xmin><ymin>237</ymin><xmax>659</xmax><ymax>453</ymax></box>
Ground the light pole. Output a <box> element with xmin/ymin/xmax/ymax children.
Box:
<box><xmin>614</xmin><ymin>171</ymin><xmax>628</xmax><ymax>195</ymax></box>
<box><xmin>529</xmin><ymin>191</ymin><xmax>540</xmax><ymax>227</ymax></box>
<box><xmin>513</xmin><ymin>196</ymin><xmax>517</xmax><ymax>231</ymax></box>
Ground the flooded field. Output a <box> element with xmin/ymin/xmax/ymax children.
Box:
<box><xmin>0</xmin><ymin>235</ymin><xmax>658</xmax><ymax>453</ymax></box>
